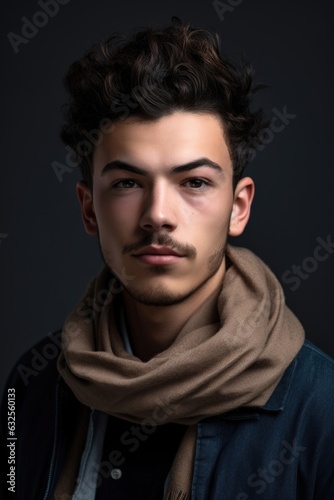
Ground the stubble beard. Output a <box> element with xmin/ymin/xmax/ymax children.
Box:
<box><xmin>100</xmin><ymin>239</ymin><xmax>228</xmax><ymax>307</ymax></box>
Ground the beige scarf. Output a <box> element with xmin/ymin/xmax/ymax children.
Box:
<box><xmin>57</xmin><ymin>244</ymin><xmax>305</xmax><ymax>498</ymax></box>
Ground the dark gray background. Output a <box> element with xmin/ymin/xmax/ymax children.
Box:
<box><xmin>1</xmin><ymin>0</ymin><xmax>333</xmax><ymax>396</ymax></box>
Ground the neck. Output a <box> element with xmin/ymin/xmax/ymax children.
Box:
<box><xmin>122</xmin><ymin>261</ymin><xmax>226</xmax><ymax>361</ymax></box>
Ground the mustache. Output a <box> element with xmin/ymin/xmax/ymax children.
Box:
<box><xmin>123</xmin><ymin>233</ymin><xmax>197</xmax><ymax>258</ymax></box>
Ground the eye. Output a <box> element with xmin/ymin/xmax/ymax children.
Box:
<box><xmin>182</xmin><ymin>178</ymin><xmax>210</xmax><ymax>189</ymax></box>
<box><xmin>112</xmin><ymin>179</ymin><xmax>142</xmax><ymax>190</ymax></box>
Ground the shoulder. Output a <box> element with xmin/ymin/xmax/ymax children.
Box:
<box><xmin>299</xmin><ymin>338</ymin><xmax>334</xmax><ymax>363</ymax></box>
<box><xmin>1</xmin><ymin>332</ymin><xmax>83</xmax><ymax>499</ymax></box>
<box><xmin>1</xmin><ymin>332</ymin><xmax>64</xmax><ymax>444</ymax></box>
<box><xmin>294</xmin><ymin>339</ymin><xmax>334</xmax><ymax>383</ymax></box>
<box><xmin>287</xmin><ymin>339</ymin><xmax>334</xmax><ymax>420</ymax></box>
<box><xmin>261</xmin><ymin>338</ymin><xmax>334</xmax><ymax>429</ymax></box>
<box><xmin>3</xmin><ymin>331</ymin><xmax>63</xmax><ymax>397</ymax></box>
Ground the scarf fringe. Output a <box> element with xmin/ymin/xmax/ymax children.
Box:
<box><xmin>165</xmin><ymin>487</ymin><xmax>191</xmax><ymax>500</ymax></box>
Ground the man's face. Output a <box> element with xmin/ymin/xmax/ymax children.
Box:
<box><xmin>78</xmin><ymin>111</ymin><xmax>253</xmax><ymax>306</ymax></box>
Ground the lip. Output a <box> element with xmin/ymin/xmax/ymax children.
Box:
<box><xmin>133</xmin><ymin>245</ymin><xmax>184</xmax><ymax>257</ymax></box>
<box><xmin>132</xmin><ymin>245</ymin><xmax>185</xmax><ymax>265</ymax></box>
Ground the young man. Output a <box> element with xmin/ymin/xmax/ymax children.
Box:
<box><xmin>1</xmin><ymin>21</ymin><xmax>334</xmax><ymax>500</ymax></box>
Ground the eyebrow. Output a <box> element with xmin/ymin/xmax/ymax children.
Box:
<box><xmin>100</xmin><ymin>157</ymin><xmax>224</xmax><ymax>177</ymax></box>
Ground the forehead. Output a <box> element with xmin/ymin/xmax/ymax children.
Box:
<box><xmin>93</xmin><ymin>111</ymin><xmax>232</xmax><ymax>176</ymax></box>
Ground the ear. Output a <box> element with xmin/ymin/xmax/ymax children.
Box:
<box><xmin>229</xmin><ymin>177</ymin><xmax>255</xmax><ymax>237</ymax></box>
<box><xmin>76</xmin><ymin>181</ymin><xmax>98</xmax><ymax>235</ymax></box>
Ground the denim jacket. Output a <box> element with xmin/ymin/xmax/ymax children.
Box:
<box><xmin>191</xmin><ymin>339</ymin><xmax>334</xmax><ymax>499</ymax></box>
<box><xmin>1</xmin><ymin>335</ymin><xmax>334</xmax><ymax>499</ymax></box>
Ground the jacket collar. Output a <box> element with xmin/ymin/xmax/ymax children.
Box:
<box><xmin>217</xmin><ymin>351</ymin><xmax>299</xmax><ymax>421</ymax></box>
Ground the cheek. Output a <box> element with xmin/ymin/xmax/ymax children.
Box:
<box><xmin>189</xmin><ymin>199</ymin><xmax>232</xmax><ymax>243</ymax></box>
<box><xmin>95</xmin><ymin>196</ymin><xmax>140</xmax><ymax>238</ymax></box>
<box><xmin>196</xmin><ymin>220</ymin><xmax>229</xmax><ymax>258</ymax></box>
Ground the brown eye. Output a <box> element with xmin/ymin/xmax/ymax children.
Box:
<box><xmin>113</xmin><ymin>179</ymin><xmax>141</xmax><ymax>189</ymax></box>
<box><xmin>183</xmin><ymin>178</ymin><xmax>210</xmax><ymax>188</ymax></box>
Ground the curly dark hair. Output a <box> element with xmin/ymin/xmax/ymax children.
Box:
<box><xmin>60</xmin><ymin>20</ymin><xmax>267</xmax><ymax>189</ymax></box>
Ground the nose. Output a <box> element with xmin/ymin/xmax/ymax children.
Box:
<box><xmin>139</xmin><ymin>181</ymin><xmax>177</xmax><ymax>232</ymax></box>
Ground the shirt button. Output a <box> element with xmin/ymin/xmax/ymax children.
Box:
<box><xmin>111</xmin><ymin>468</ymin><xmax>122</xmax><ymax>480</ymax></box>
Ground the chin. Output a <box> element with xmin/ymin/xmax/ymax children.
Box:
<box><xmin>123</xmin><ymin>283</ymin><xmax>192</xmax><ymax>307</ymax></box>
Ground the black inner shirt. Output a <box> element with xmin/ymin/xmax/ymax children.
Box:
<box><xmin>95</xmin><ymin>414</ymin><xmax>187</xmax><ymax>500</ymax></box>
